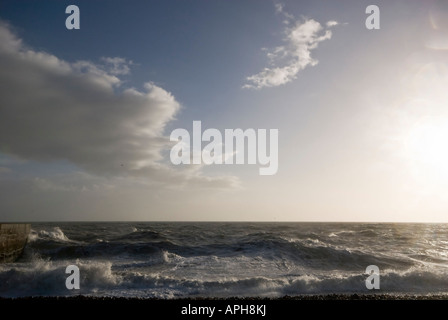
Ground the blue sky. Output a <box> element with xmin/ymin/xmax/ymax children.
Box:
<box><xmin>1</xmin><ymin>1</ymin><xmax>448</xmax><ymax>222</ymax></box>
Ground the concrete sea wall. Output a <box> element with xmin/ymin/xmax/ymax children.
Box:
<box><xmin>0</xmin><ymin>224</ymin><xmax>31</xmax><ymax>263</ymax></box>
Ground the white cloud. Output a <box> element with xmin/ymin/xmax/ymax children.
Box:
<box><xmin>243</xmin><ymin>13</ymin><xmax>338</xmax><ymax>89</ymax></box>
<box><xmin>326</xmin><ymin>20</ymin><xmax>339</xmax><ymax>27</ymax></box>
<box><xmin>0</xmin><ymin>22</ymin><xmax>238</xmax><ymax>189</ymax></box>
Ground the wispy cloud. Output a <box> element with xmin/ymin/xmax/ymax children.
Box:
<box><xmin>274</xmin><ymin>2</ymin><xmax>294</xmax><ymax>23</ymax></box>
<box><xmin>243</xmin><ymin>5</ymin><xmax>338</xmax><ymax>89</ymax></box>
<box><xmin>326</xmin><ymin>20</ymin><xmax>339</xmax><ymax>27</ymax></box>
<box><xmin>101</xmin><ymin>57</ymin><xmax>133</xmax><ymax>75</ymax></box>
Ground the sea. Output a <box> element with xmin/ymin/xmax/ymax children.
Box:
<box><xmin>1</xmin><ymin>222</ymin><xmax>448</xmax><ymax>298</ymax></box>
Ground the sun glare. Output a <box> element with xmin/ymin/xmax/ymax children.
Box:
<box><xmin>405</xmin><ymin>120</ymin><xmax>448</xmax><ymax>181</ymax></box>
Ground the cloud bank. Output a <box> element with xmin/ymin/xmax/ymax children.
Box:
<box><xmin>244</xmin><ymin>9</ymin><xmax>338</xmax><ymax>89</ymax></box>
<box><xmin>0</xmin><ymin>22</ymin><xmax>238</xmax><ymax>189</ymax></box>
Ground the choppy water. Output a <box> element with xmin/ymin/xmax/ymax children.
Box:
<box><xmin>1</xmin><ymin>222</ymin><xmax>448</xmax><ymax>298</ymax></box>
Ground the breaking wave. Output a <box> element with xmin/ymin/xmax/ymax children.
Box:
<box><xmin>2</xmin><ymin>222</ymin><xmax>448</xmax><ymax>298</ymax></box>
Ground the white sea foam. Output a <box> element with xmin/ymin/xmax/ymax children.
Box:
<box><xmin>28</xmin><ymin>227</ymin><xmax>70</xmax><ymax>242</ymax></box>
<box><xmin>0</xmin><ymin>257</ymin><xmax>121</xmax><ymax>298</ymax></box>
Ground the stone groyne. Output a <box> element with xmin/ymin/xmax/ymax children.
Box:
<box><xmin>0</xmin><ymin>223</ymin><xmax>31</xmax><ymax>263</ymax></box>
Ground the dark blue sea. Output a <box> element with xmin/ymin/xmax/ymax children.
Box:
<box><xmin>1</xmin><ymin>222</ymin><xmax>448</xmax><ymax>298</ymax></box>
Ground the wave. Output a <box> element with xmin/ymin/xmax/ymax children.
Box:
<box><xmin>2</xmin><ymin>258</ymin><xmax>448</xmax><ymax>298</ymax></box>
<box><xmin>0</xmin><ymin>258</ymin><xmax>119</xmax><ymax>298</ymax></box>
<box><xmin>115</xmin><ymin>230</ymin><xmax>164</xmax><ymax>242</ymax></box>
<box><xmin>23</xmin><ymin>227</ymin><xmax>417</xmax><ymax>272</ymax></box>
<box><xmin>23</xmin><ymin>240</ymin><xmax>181</xmax><ymax>262</ymax></box>
<box><xmin>28</xmin><ymin>227</ymin><xmax>71</xmax><ymax>243</ymax></box>
<box><xmin>5</xmin><ymin>222</ymin><xmax>448</xmax><ymax>298</ymax></box>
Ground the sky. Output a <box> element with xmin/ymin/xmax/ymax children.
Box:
<box><xmin>1</xmin><ymin>0</ymin><xmax>448</xmax><ymax>222</ymax></box>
